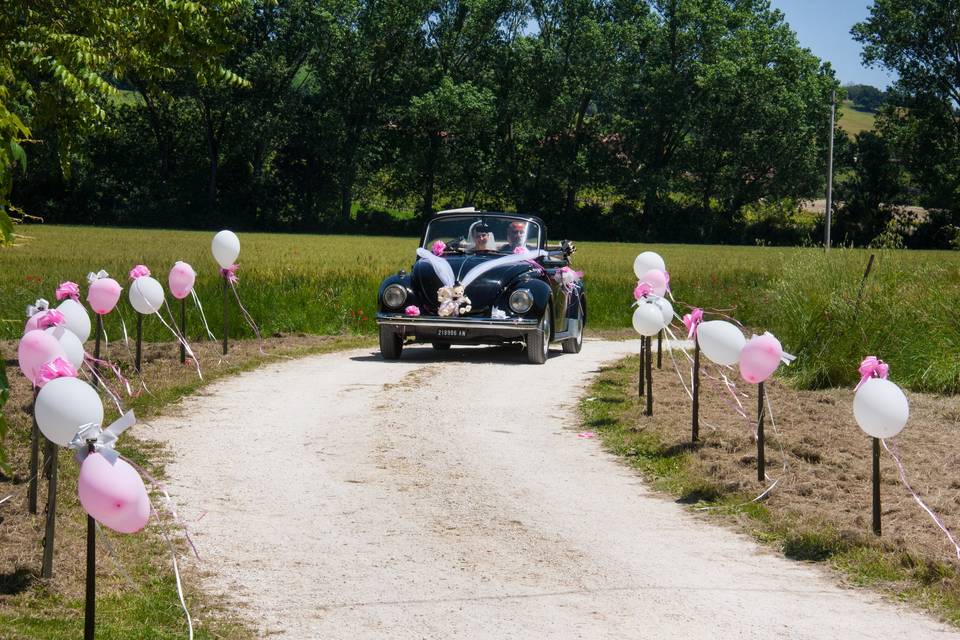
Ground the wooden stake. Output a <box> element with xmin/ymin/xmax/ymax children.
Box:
<box><xmin>222</xmin><ymin>276</ymin><xmax>229</xmax><ymax>355</ymax></box>
<box><xmin>41</xmin><ymin>439</ymin><xmax>57</xmax><ymax>579</ymax></box>
<box><xmin>84</xmin><ymin>442</ymin><xmax>96</xmax><ymax>640</ymax></box>
<box><xmin>657</xmin><ymin>329</ymin><xmax>663</xmax><ymax>369</ymax></box>
<box><xmin>692</xmin><ymin>337</ymin><xmax>700</xmax><ymax>442</ymax></box>
<box><xmin>872</xmin><ymin>436</ymin><xmax>881</xmax><ymax>536</ymax></box>
<box><xmin>179</xmin><ymin>297</ymin><xmax>187</xmax><ymax>364</ymax></box>
<box><xmin>645</xmin><ymin>336</ymin><xmax>653</xmax><ymax>416</ymax></box>
<box><xmin>757</xmin><ymin>381</ymin><xmax>766</xmax><ymax>482</ymax></box>
<box><xmin>93</xmin><ymin>315</ymin><xmax>103</xmax><ymax>376</ymax></box>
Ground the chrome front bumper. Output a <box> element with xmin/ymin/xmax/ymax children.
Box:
<box><xmin>376</xmin><ymin>313</ymin><xmax>539</xmax><ymax>331</ymax></box>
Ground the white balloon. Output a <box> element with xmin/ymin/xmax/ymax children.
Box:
<box><xmin>212</xmin><ymin>230</ymin><xmax>241</xmax><ymax>269</ymax></box>
<box><xmin>129</xmin><ymin>277</ymin><xmax>165</xmax><ymax>315</ymax></box>
<box><xmin>854</xmin><ymin>378</ymin><xmax>909</xmax><ymax>439</ymax></box>
<box><xmin>697</xmin><ymin>320</ymin><xmax>745</xmax><ymax>366</ymax></box>
<box><xmin>56</xmin><ymin>298</ymin><xmax>91</xmax><ymax>343</ymax></box>
<box><xmin>653</xmin><ymin>297</ymin><xmax>674</xmax><ymax>325</ymax></box>
<box><xmin>633</xmin><ymin>251</ymin><xmax>666</xmax><ymax>279</ymax></box>
<box><xmin>632</xmin><ymin>301</ymin><xmax>664</xmax><ymax>337</ymax></box>
<box><xmin>45</xmin><ymin>326</ymin><xmax>84</xmax><ymax>369</ymax></box>
<box><xmin>35</xmin><ymin>376</ymin><xmax>104</xmax><ymax>446</ymax></box>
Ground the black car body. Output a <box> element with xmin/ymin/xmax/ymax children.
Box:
<box><xmin>376</xmin><ymin>209</ymin><xmax>586</xmax><ymax>364</ymax></box>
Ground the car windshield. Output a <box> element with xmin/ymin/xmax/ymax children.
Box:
<box><xmin>422</xmin><ymin>216</ymin><xmax>542</xmax><ymax>255</ymax></box>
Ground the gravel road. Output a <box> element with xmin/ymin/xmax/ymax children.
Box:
<box><xmin>147</xmin><ymin>340</ymin><xmax>960</xmax><ymax>639</ymax></box>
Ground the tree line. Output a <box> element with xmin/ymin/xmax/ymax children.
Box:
<box><xmin>2</xmin><ymin>1</ymin><xmax>959</xmax><ymax>247</ymax></box>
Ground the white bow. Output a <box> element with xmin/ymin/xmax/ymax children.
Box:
<box><xmin>26</xmin><ymin>298</ymin><xmax>49</xmax><ymax>318</ymax></box>
<box><xmin>87</xmin><ymin>269</ymin><xmax>109</xmax><ymax>284</ymax></box>
<box><xmin>69</xmin><ymin>410</ymin><xmax>137</xmax><ymax>464</ymax></box>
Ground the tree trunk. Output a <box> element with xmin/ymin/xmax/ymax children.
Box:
<box><xmin>421</xmin><ymin>131</ymin><xmax>440</xmax><ymax>219</ymax></box>
<box><xmin>138</xmin><ymin>87</ymin><xmax>173</xmax><ymax>181</ymax></box>
<box><xmin>564</xmin><ymin>93</ymin><xmax>592</xmax><ymax>215</ymax></box>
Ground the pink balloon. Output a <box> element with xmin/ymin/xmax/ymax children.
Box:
<box><xmin>168</xmin><ymin>261</ymin><xmax>196</xmax><ymax>300</ymax></box>
<box><xmin>739</xmin><ymin>333</ymin><xmax>784</xmax><ymax>384</ymax></box>
<box><xmin>640</xmin><ymin>269</ymin><xmax>668</xmax><ymax>297</ymax></box>
<box><xmin>77</xmin><ymin>452</ymin><xmax>150</xmax><ymax>534</ymax></box>
<box><xmin>18</xmin><ymin>330</ymin><xmax>67</xmax><ymax>384</ymax></box>
<box><xmin>24</xmin><ymin>310</ymin><xmax>55</xmax><ymax>334</ymax></box>
<box><xmin>87</xmin><ymin>278</ymin><xmax>122</xmax><ymax>315</ymax></box>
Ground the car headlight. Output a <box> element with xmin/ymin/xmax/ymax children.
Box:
<box><xmin>509</xmin><ymin>289</ymin><xmax>533</xmax><ymax>314</ymax></box>
<box><xmin>383</xmin><ymin>284</ymin><xmax>407</xmax><ymax>309</ymax></box>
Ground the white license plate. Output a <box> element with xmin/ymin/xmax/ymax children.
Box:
<box><xmin>437</xmin><ymin>328</ymin><xmax>467</xmax><ymax>337</ymax></box>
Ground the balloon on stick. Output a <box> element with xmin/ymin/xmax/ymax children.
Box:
<box><xmin>633</xmin><ymin>251</ymin><xmax>666</xmax><ymax>279</ymax></box>
<box><xmin>18</xmin><ymin>330</ymin><xmax>67</xmax><ymax>385</ymax></box>
<box><xmin>45</xmin><ymin>327</ymin><xmax>84</xmax><ymax>369</ymax></box>
<box><xmin>34</xmin><ymin>376</ymin><xmax>104</xmax><ymax>446</ymax></box>
<box><xmin>87</xmin><ymin>271</ymin><xmax>123</xmax><ymax>315</ymax></box>
<box><xmin>56</xmin><ymin>299</ymin><xmax>91</xmax><ymax>343</ymax></box>
<box><xmin>168</xmin><ymin>262</ymin><xmax>197</xmax><ymax>300</ymax></box>
<box><xmin>632</xmin><ymin>301</ymin><xmax>664</xmax><ymax>337</ymax></box>
<box><xmin>696</xmin><ymin>320</ymin><xmax>745</xmax><ymax>366</ymax></box>
<box><xmin>78</xmin><ymin>453</ymin><xmax>150</xmax><ymax>534</ymax></box>
<box><xmin>212</xmin><ymin>230</ymin><xmax>240</xmax><ymax>269</ymax></box>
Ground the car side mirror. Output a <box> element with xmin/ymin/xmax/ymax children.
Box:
<box><xmin>561</xmin><ymin>240</ymin><xmax>576</xmax><ymax>257</ymax></box>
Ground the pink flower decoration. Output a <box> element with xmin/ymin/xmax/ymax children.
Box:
<box><xmin>633</xmin><ymin>281</ymin><xmax>653</xmax><ymax>300</ymax></box>
<box><xmin>129</xmin><ymin>264</ymin><xmax>151</xmax><ymax>280</ymax></box>
<box><xmin>431</xmin><ymin>240</ymin><xmax>446</xmax><ymax>256</ymax></box>
<box><xmin>37</xmin><ymin>309</ymin><xmax>66</xmax><ymax>329</ymax></box>
<box><xmin>221</xmin><ymin>264</ymin><xmax>239</xmax><ymax>284</ymax></box>
<box><xmin>856</xmin><ymin>356</ymin><xmax>889</xmax><ymax>390</ymax></box>
<box><xmin>36</xmin><ymin>357</ymin><xmax>77</xmax><ymax>387</ymax></box>
<box><xmin>683</xmin><ymin>308</ymin><xmax>703</xmax><ymax>339</ymax></box>
<box><xmin>404</xmin><ymin>305</ymin><xmax>420</xmax><ymax>317</ymax></box>
<box><xmin>513</xmin><ymin>246</ymin><xmax>526</xmax><ymax>254</ymax></box>
<box><xmin>56</xmin><ymin>281</ymin><xmax>80</xmax><ymax>301</ymax></box>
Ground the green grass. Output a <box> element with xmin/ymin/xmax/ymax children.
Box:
<box><xmin>580</xmin><ymin>356</ymin><xmax>960</xmax><ymax>626</ymax></box>
<box><xmin>3</xmin><ymin>225</ymin><xmax>959</xmax><ymax>392</ymax></box>
<box><xmin>838</xmin><ymin>100</ymin><xmax>876</xmax><ymax>136</ymax></box>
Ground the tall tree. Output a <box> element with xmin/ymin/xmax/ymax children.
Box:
<box><xmin>853</xmin><ymin>0</ymin><xmax>960</xmax><ymax>212</ymax></box>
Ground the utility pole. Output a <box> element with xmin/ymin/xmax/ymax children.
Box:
<box><xmin>825</xmin><ymin>90</ymin><xmax>835</xmax><ymax>251</ymax></box>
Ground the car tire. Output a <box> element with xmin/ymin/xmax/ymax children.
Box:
<box><xmin>431</xmin><ymin>342</ymin><xmax>451</xmax><ymax>351</ymax></box>
<box><xmin>562</xmin><ymin>318</ymin><xmax>583</xmax><ymax>354</ymax></box>
<box><xmin>527</xmin><ymin>305</ymin><xmax>551</xmax><ymax>365</ymax></box>
<box><xmin>379</xmin><ymin>326</ymin><xmax>403</xmax><ymax>360</ymax></box>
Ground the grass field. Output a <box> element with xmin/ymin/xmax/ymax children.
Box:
<box><xmin>838</xmin><ymin>100</ymin><xmax>876</xmax><ymax>136</ymax></box>
<box><xmin>2</xmin><ymin>225</ymin><xmax>959</xmax><ymax>392</ymax></box>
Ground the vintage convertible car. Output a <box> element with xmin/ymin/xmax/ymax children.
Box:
<box><xmin>376</xmin><ymin>208</ymin><xmax>586</xmax><ymax>364</ymax></box>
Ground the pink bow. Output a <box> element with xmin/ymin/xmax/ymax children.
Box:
<box><xmin>683</xmin><ymin>308</ymin><xmax>703</xmax><ymax>339</ymax></box>
<box><xmin>221</xmin><ymin>264</ymin><xmax>239</xmax><ymax>284</ymax></box>
<box><xmin>633</xmin><ymin>281</ymin><xmax>653</xmax><ymax>300</ymax></box>
<box><xmin>404</xmin><ymin>305</ymin><xmax>420</xmax><ymax>317</ymax></box>
<box><xmin>37</xmin><ymin>357</ymin><xmax>77</xmax><ymax>386</ymax></box>
<box><xmin>129</xmin><ymin>264</ymin><xmax>151</xmax><ymax>280</ymax></box>
<box><xmin>37</xmin><ymin>309</ymin><xmax>66</xmax><ymax>329</ymax></box>
<box><xmin>431</xmin><ymin>240</ymin><xmax>446</xmax><ymax>256</ymax></box>
<box><xmin>856</xmin><ymin>356</ymin><xmax>889</xmax><ymax>390</ymax></box>
<box><xmin>513</xmin><ymin>245</ymin><xmax>526</xmax><ymax>255</ymax></box>
<box><xmin>56</xmin><ymin>281</ymin><xmax>80</xmax><ymax>301</ymax></box>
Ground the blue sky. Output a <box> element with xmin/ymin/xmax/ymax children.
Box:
<box><xmin>769</xmin><ymin>0</ymin><xmax>898</xmax><ymax>89</ymax></box>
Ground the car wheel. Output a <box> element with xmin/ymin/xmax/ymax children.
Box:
<box><xmin>562</xmin><ymin>318</ymin><xmax>583</xmax><ymax>354</ymax></box>
<box><xmin>431</xmin><ymin>342</ymin><xmax>451</xmax><ymax>351</ymax></box>
<box><xmin>527</xmin><ymin>305</ymin><xmax>551</xmax><ymax>365</ymax></box>
<box><xmin>379</xmin><ymin>326</ymin><xmax>403</xmax><ymax>360</ymax></box>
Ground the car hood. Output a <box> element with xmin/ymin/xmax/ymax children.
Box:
<box><xmin>412</xmin><ymin>254</ymin><xmax>536</xmax><ymax>314</ymax></box>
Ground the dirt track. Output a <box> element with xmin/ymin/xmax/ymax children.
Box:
<box><xmin>147</xmin><ymin>340</ymin><xmax>960</xmax><ymax>639</ymax></box>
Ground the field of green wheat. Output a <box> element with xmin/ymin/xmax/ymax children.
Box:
<box><xmin>3</xmin><ymin>225</ymin><xmax>958</xmax><ymax>393</ymax></box>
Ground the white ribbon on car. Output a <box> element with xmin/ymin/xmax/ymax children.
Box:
<box><xmin>26</xmin><ymin>298</ymin><xmax>50</xmax><ymax>318</ymax></box>
<box><xmin>416</xmin><ymin>247</ymin><xmax>548</xmax><ymax>316</ymax></box>
<box><xmin>68</xmin><ymin>410</ymin><xmax>137</xmax><ymax>464</ymax></box>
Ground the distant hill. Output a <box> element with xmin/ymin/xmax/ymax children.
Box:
<box><xmin>838</xmin><ymin>100</ymin><xmax>876</xmax><ymax>136</ymax></box>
